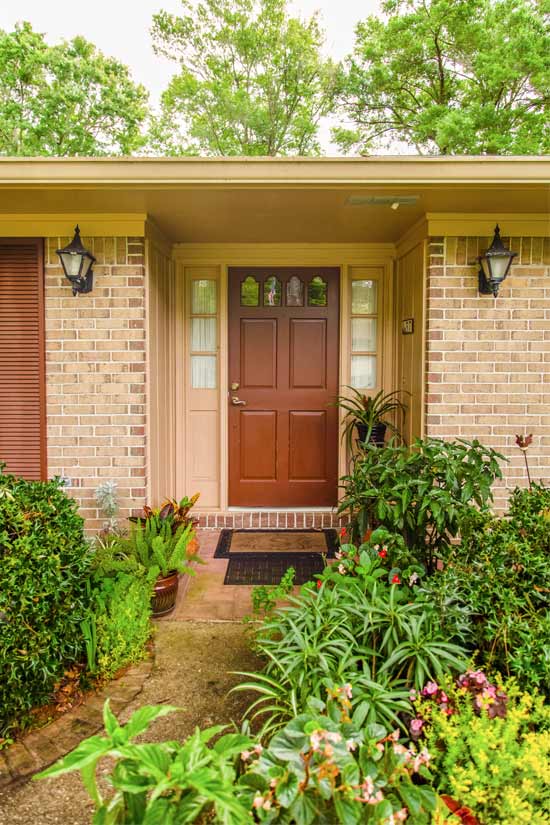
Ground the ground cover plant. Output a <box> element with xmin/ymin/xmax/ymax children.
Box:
<box><xmin>0</xmin><ymin>468</ymin><xmax>92</xmax><ymax>736</ymax></box>
<box><xmin>411</xmin><ymin>673</ymin><xmax>550</xmax><ymax>824</ymax></box>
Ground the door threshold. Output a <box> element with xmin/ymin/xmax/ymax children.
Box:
<box><xmin>227</xmin><ymin>507</ymin><xmax>336</xmax><ymax>512</ymax></box>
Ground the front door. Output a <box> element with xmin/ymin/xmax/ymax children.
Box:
<box><xmin>228</xmin><ymin>267</ymin><xmax>339</xmax><ymax>507</ymax></box>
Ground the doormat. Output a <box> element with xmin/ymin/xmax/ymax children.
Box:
<box><xmin>215</xmin><ymin>529</ymin><xmax>338</xmax><ymax>586</ymax></box>
<box><xmin>224</xmin><ymin>552</ymin><xmax>327</xmax><ymax>586</ymax></box>
<box><xmin>214</xmin><ymin>528</ymin><xmax>338</xmax><ymax>558</ymax></box>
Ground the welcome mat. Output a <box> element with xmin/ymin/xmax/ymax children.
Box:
<box><xmin>215</xmin><ymin>529</ymin><xmax>338</xmax><ymax>586</ymax></box>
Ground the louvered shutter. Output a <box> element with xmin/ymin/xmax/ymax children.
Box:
<box><xmin>0</xmin><ymin>239</ymin><xmax>46</xmax><ymax>480</ymax></box>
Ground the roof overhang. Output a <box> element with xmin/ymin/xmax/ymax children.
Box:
<box><xmin>0</xmin><ymin>156</ymin><xmax>548</xmax><ymax>243</ymax></box>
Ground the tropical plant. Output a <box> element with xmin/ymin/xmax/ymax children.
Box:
<box><xmin>132</xmin><ymin>493</ymin><xmax>200</xmax><ymax>535</ymax></box>
<box><xmin>234</xmin><ymin>545</ymin><xmax>467</xmax><ymax>736</ymax></box>
<box><xmin>0</xmin><ymin>468</ymin><xmax>91</xmax><ymax>735</ymax></box>
<box><xmin>149</xmin><ymin>0</ymin><xmax>340</xmax><ymax>156</ymax></box>
<box><xmin>338</xmin><ymin>438</ymin><xmax>504</xmax><ymax>572</ymax></box>
<box><xmin>0</xmin><ymin>22</ymin><xmax>148</xmax><ymax>156</ymax></box>
<box><xmin>35</xmin><ymin>701</ymin><xmax>254</xmax><ymax>824</ymax></box>
<box><xmin>336</xmin><ymin>387</ymin><xmax>407</xmax><ymax>450</ymax></box>
<box><xmin>417</xmin><ymin>679</ymin><xmax>550</xmax><ymax>825</ymax></box>
<box><xmin>335</xmin><ymin>0</ymin><xmax>550</xmax><ymax>156</ymax></box>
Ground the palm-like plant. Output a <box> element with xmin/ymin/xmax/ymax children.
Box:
<box><xmin>336</xmin><ymin>387</ymin><xmax>407</xmax><ymax>450</ymax></box>
<box><xmin>130</xmin><ymin>519</ymin><xmax>200</xmax><ymax>578</ymax></box>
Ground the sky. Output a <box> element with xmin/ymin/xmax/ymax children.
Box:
<box><xmin>0</xmin><ymin>0</ymin><xmax>383</xmax><ymax>105</ymax></box>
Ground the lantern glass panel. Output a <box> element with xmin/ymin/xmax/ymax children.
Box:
<box><xmin>490</xmin><ymin>256</ymin><xmax>510</xmax><ymax>281</ymax></box>
<box><xmin>60</xmin><ymin>252</ymin><xmax>82</xmax><ymax>278</ymax></box>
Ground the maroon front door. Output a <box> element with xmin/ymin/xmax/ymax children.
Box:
<box><xmin>228</xmin><ymin>268</ymin><xmax>339</xmax><ymax>507</ymax></box>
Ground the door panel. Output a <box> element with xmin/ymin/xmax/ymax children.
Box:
<box><xmin>289</xmin><ymin>319</ymin><xmax>327</xmax><ymax>389</ymax></box>
<box><xmin>229</xmin><ymin>267</ymin><xmax>339</xmax><ymax>507</ymax></box>
<box><xmin>241</xmin><ymin>319</ymin><xmax>277</xmax><ymax>388</ymax></box>
<box><xmin>289</xmin><ymin>411</ymin><xmax>327</xmax><ymax>481</ymax></box>
<box><xmin>240</xmin><ymin>411</ymin><xmax>278</xmax><ymax>480</ymax></box>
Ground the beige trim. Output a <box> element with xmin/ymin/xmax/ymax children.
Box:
<box><xmin>1</xmin><ymin>156</ymin><xmax>549</xmax><ymax>186</ymax></box>
<box><xmin>396</xmin><ymin>217</ymin><xmax>429</xmax><ymax>258</ymax></box>
<box><xmin>0</xmin><ymin>213</ymin><xmax>146</xmax><ymax>237</ymax></box>
<box><xmin>427</xmin><ymin>212</ymin><xmax>550</xmax><ymax>237</ymax></box>
<box><xmin>173</xmin><ymin>243</ymin><xmax>396</xmax><ymax>262</ymax></box>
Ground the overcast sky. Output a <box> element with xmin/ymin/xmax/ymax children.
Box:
<box><xmin>0</xmin><ymin>0</ymin><xmax>382</xmax><ymax>103</ymax></box>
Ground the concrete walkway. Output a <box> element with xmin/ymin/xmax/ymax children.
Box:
<box><xmin>163</xmin><ymin>530</ymin><xmax>256</xmax><ymax>622</ymax></box>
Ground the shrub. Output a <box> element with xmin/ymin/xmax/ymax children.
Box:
<box><xmin>417</xmin><ymin>678</ymin><xmax>550</xmax><ymax>825</ymax></box>
<box><xmin>339</xmin><ymin>438</ymin><xmax>503</xmax><ymax>572</ymax></box>
<box><xmin>235</xmin><ymin>545</ymin><xmax>467</xmax><ymax>737</ymax></box>
<box><xmin>426</xmin><ymin>486</ymin><xmax>550</xmax><ymax>692</ymax></box>
<box><xmin>0</xmin><ymin>470</ymin><xmax>91</xmax><ymax>735</ymax></box>
<box><xmin>86</xmin><ymin>572</ymin><xmax>153</xmax><ymax>679</ymax></box>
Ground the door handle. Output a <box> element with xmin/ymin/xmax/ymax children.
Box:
<box><xmin>231</xmin><ymin>396</ymin><xmax>247</xmax><ymax>406</ymax></box>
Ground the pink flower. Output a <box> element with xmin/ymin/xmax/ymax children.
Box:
<box><xmin>423</xmin><ymin>681</ymin><xmax>439</xmax><ymax>696</ymax></box>
<box><xmin>396</xmin><ymin>808</ymin><xmax>409</xmax><ymax>822</ymax></box>
<box><xmin>410</xmin><ymin>719</ymin><xmax>424</xmax><ymax>735</ymax></box>
<box><xmin>338</xmin><ymin>563</ymin><xmax>346</xmax><ymax>575</ymax></box>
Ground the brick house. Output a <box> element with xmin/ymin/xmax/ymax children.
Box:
<box><xmin>0</xmin><ymin>156</ymin><xmax>548</xmax><ymax>530</ymax></box>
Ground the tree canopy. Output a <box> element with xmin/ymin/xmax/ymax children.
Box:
<box><xmin>334</xmin><ymin>0</ymin><xmax>550</xmax><ymax>155</ymax></box>
<box><xmin>149</xmin><ymin>0</ymin><xmax>340</xmax><ymax>156</ymax></box>
<box><xmin>0</xmin><ymin>22</ymin><xmax>149</xmax><ymax>156</ymax></box>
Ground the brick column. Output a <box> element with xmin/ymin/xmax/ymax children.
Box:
<box><xmin>44</xmin><ymin>236</ymin><xmax>146</xmax><ymax>529</ymax></box>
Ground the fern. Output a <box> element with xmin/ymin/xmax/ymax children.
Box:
<box><xmin>167</xmin><ymin>523</ymin><xmax>193</xmax><ymax>573</ymax></box>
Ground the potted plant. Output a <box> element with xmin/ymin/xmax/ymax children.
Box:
<box><xmin>125</xmin><ymin>516</ymin><xmax>202</xmax><ymax>616</ymax></box>
<box><xmin>336</xmin><ymin>387</ymin><xmax>407</xmax><ymax>449</ymax></box>
<box><xmin>131</xmin><ymin>493</ymin><xmax>200</xmax><ymax>552</ymax></box>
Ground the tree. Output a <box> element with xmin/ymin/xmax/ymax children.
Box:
<box><xmin>0</xmin><ymin>22</ymin><xmax>149</xmax><ymax>156</ymax></box>
<box><xmin>335</xmin><ymin>0</ymin><xmax>550</xmax><ymax>155</ymax></box>
<box><xmin>149</xmin><ymin>0</ymin><xmax>339</xmax><ymax>156</ymax></box>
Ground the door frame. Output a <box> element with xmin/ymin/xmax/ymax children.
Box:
<box><xmin>173</xmin><ymin>244</ymin><xmax>396</xmax><ymax>511</ymax></box>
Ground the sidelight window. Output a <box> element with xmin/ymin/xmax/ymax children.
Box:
<box><xmin>350</xmin><ymin>279</ymin><xmax>378</xmax><ymax>389</ymax></box>
<box><xmin>190</xmin><ymin>279</ymin><xmax>218</xmax><ymax>389</ymax></box>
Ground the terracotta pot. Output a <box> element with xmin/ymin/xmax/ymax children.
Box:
<box><xmin>441</xmin><ymin>795</ymin><xmax>481</xmax><ymax>825</ymax></box>
<box><xmin>151</xmin><ymin>570</ymin><xmax>179</xmax><ymax>617</ymax></box>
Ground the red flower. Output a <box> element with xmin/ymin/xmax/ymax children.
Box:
<box><xmin>378</xmin><ymin>548</ymin><xmax>388</xmax><ymax>558</ymax></box>
<box><xmin>316</xmin><ymin>579</ymin><xmax>322</xmax><ymax>589</ymax></box>
<box><xmin>339</xmin><ymin>527</ymin><xmax>347</xmax><ymax>539</ymax></box>
<box><xmin>391</xmin><ymin>575</ymin><xmax>401</xmax><ymax>585</ymax></box>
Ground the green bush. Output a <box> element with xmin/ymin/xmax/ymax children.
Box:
<box><xmin>0</xmin><ymin>470</ymin><xmax>91</xmax><ymax>734</ymax></box>
<box><xmin>89</xmin><ymin>573</ymin><xmax>153</xmax><ymax>679</ymax></box>
<box><xmin>425</xmin><ymin>485</ymin><xmax>550</xmax><ymax>691</ymax></box>
<box><xmin>339</xmin><ymin>438</ymin><xmax>503</xmax><ymax>572</ymax></box>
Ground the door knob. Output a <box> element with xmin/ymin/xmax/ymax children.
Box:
<box><xmin>231</xmin><ymin>396</ymin><xmax>247</xmax><ymax>406</ymax></box>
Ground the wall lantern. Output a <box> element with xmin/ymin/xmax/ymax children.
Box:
<box><xmin>477</xmin><ymin>225</ymin><xmax>517</xmax><ymax>297</ymax></box>
<box><xmin>56</xmin><ymin>226</ymin><xmax>95</xmax><ymax>296</ymax></box>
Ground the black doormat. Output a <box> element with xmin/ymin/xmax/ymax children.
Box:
<box><xmin>224</xmin><ymin>552</ymin><xmax>326</xmax><ymax>586</ymax></box>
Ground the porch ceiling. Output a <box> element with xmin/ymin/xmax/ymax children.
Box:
<box><xmin>0</xmin><ymin>157</ymin><xmax>548</xmax><ymax>243</ymax></box>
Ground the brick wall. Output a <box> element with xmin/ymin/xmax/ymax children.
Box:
<box><xmin>426</xmin><ymin>235</ymin><xmax>550</xmax><ymax>510</ymax></box>
<box><xmin>45</xmin><ymin>236</ymin><xmax>146</xmax><ymax>529</ymax></box>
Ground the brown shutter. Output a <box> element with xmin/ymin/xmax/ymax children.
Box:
<box><xmin>0</xmin><ymin>239</ymin><xmax>46</xmax><ymax>480</ymax></box>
